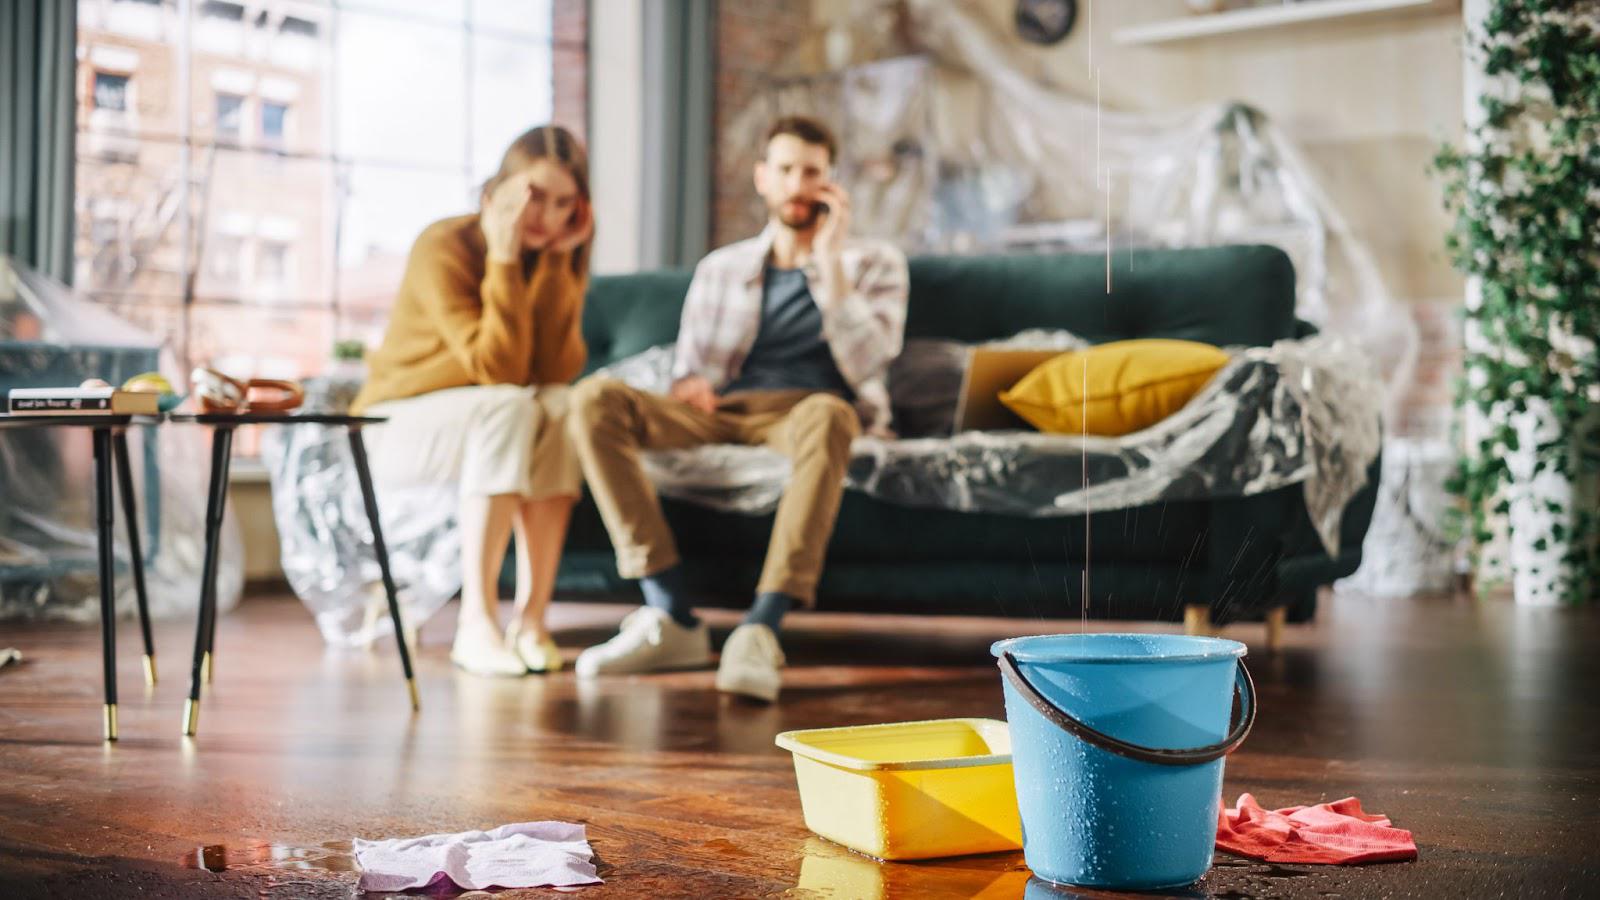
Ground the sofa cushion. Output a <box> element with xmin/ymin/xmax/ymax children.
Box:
<box><xmin>904</xmin><ymin>245</ymin><xmax>1296</xmax><ymax>347</ymax></box>
<box><xmin>999</xmin><ymin>339</ymin><xmax>1229</xmax><ymax>435</ymax></box>
<box><xmin>581</xmin><ymin>269</ymin><xmax>694</xmax><ymax>377</ymax></box>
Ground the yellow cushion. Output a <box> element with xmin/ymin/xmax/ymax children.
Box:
<box><xmin>998</xmin><ymin>339</ymin><xmax>1229</xmax><ymax>436</ymax></box>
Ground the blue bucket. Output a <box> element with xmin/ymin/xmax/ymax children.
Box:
<box><xmin>991</xmin><ymin>633</ymin><xmax>1255</xmax><ymax>890</ymax></box>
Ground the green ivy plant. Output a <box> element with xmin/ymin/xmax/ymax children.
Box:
<box><xmin>1434</xmin><ymin>0</ymin><xmax>1600</xmax><ymax>601</ymax></box>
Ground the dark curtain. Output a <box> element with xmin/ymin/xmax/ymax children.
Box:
<box><xmin>639</xmin><ymin>0</ymin><xmax>713</xmax><ymax>270</ymax></box>
<box><xmin>1</xmin><ymin>0</ymin><xmax>78</xmax><ymax>283</ymax></box>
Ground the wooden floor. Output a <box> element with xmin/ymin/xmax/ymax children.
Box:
<box><xmin>1</xmin><ymin>589</ymin><xmax>1597</xmax><ymax>899</ymax></box>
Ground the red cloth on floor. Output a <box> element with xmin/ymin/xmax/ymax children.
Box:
<box><xmin>1216</xmin><ymin>793</ymin><xmax>1418</xmax><ymax>865</ymax></box>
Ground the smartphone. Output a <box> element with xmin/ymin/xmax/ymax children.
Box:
<box><xmin>812</xmin><ymin>175</ymin><xmax>838</xmax><ymax>217</ymax></box>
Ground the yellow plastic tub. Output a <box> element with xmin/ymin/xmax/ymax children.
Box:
<box><xmin>775</xmin><ymin>718</ymin><xmax>1023</xmax><ymax>860</ymax></box>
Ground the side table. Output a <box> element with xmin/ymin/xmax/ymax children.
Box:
<box><xmin>0</xmin><ymin>414</ymin><xmax>161</xmax><ymax>741</ymax></box>
<box><xmin>166</xmin><ymin>413</ymin><xmax>418</xmax><ymax>737</ymax></box>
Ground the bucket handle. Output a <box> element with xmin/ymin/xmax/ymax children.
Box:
<box><xmin>997</xmin><ymin>651</ymin><xmax>1256</xmax><ymax>767</ymax></box>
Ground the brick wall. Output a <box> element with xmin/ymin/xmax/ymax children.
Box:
<box><xmin>552</xmin><ymin>0</ymin><xmax>588</xmax><ymax>142</ymax></box>
<box><xmin>710</xmin><ymin>0</ymin><xmax>813</xmax><ymax>248</ymax></box>
<box><xmin>1399</xmin><ymin>298</ymin><xmax>1463</xmax><ymax>439</ymax></box>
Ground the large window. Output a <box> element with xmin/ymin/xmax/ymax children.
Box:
<box><xmin>73</xmin><ymin>0</ymin><xmax>579</xmax><ymax>454</ymax></box>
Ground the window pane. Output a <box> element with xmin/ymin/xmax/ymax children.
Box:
<box><xmin>189</xmin><ymin>302</ymin><xmax>334</xmax><ymax>381</ymax></box>
<box><xmin>261</xmin><ymin>101</ymin><xmax>288</xmax><ymax>142</ymax></box>
<box><xmin>199</xmin><ymin>1</ymin><xmax>245</xmax><ymax>22</ymax></box>
<box><xmin>335</xmin><ymin>8</ymin><xmax>467</xmax><ymax>168</ymax></box>
<box><xmin>93</xmin><ymin>73</ymin><xmax>130</xmax><ymax>111</ymax></box>
<box><xmin>104</xmin><ymin>298</ymin><xmax>187</xmax><ymax>364</ymax></box>
<box><xmin>269</xmin><ymin>9</ymin><xmax>331</xmax><ymax>72</ymax></box>
<box><xmin>337</xmin><ymin>303</ymin><xmax>390</xmax><ymax>357</ymax></box>
<box><xmin>194</xmin><ymin>0</ymin><xmax>247</xmax><ymax>57</ymax></box>
<box><xmin>214</xmin><ymin>93</ymin><xmax>245</xmax><ymax>139</ymax></box>
<box><xmin>78</xmin><ymin>19</ymin><xmax>183</xmax><ymax>141</ymax></box>
<box><xmin>471</xmin><ymin>0</ymin><xmax>553</xmax><ymax>40</ymax></box>
<box><xmin>470</xmin><ymin>32</ymin><xmax>554</xmax><ymax>186</ymax></box>
<box><xmin>208</xmin><ymin>234</ymin><xmax>244</xmax><ymax>282</ymax></box>
<box><xmin>338</xmin><ymin>165</ymin><xmax>472</xmax><ymax>344</ymax></box>
<box><xmin>74</xmin><ymin>138</ymin><xmax>188</xmax><ymax>302</ymax></box>
<box><xmin>79</xmin><ymin>0</ymin><xmax>177</xmax><ymax>45</ymax></box>
<box><xmin>196</xmin><ymin>148</ymin><xmax>334</xmax><ymax>307</ymax></box>
<box><xmin>339</xmin><ymin>0</ymin><xmax>464</xmax><ymax>27</ymax></box>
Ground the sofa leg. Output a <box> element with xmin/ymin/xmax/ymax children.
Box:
<box><xmin>1183</xmin><ymin>605</ymin><xmax>1215</xmax><ymax>637</ymax></box>
<box><xmin>1265</xmin><ymin>606</ymin><xmax>1287</xmax><ymax>653</ymax></box>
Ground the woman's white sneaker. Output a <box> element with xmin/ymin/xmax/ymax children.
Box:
<box><xmin>509</xmin><ymin>627</ymin><xmax>564</xmax><ymax>673</ymax></box>
<box><xmin>574</xmin><ymin>608</ymin><xmax>711</xmax><ymax>677</ymax></box>
<box><xmin>451</xmin><ymin>621</ymin><xmax>529</xmax><ymax>677</ymax></box>
<box><xmin>715</xmin><ymin>623</ymin><xmax>785</xmax><ymax>702</ymax></box>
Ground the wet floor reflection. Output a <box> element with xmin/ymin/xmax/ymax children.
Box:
<box><xmin>788</xmin><ymin>836</ymin><xmax>1029</xmax><ymax>899</ymax></box>
<box><xmin>179</xmin><ymin>839</ymin><xmax>356</xmax><ymax>874</ymax></box>
<box><xmin>781</xmin><ymin>834</ymin><xmax>1363</xmax><ymax>900</ymax></box>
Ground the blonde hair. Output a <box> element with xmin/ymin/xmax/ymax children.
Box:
<box><xmin>482</xmin><ymin>124</ymin><xmax>591</xmax><ymax>277</ymax></box>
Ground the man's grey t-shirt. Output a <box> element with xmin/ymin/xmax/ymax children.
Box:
<box><xmin>725</xmin><ymin>266</ymin><xmax>854</xmax><ymax>398</ymax></box>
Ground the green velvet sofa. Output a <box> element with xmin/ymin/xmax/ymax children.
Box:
<box><xmin>552</xmin><ymin>244</ymin><xmax>1379</xmax><ymax>626</ymax></box>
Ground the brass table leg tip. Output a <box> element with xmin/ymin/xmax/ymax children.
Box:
<box><xmin>407</xmin><ymin>678</ymin><xmax>421</xmax><ymax>712</ymax></box>
<box><xmin>103</xmin><ymin>704</ymin><xmax>119</xmax><ymax>742</ymax></box>
<box><xmin>200</xmin><ymin>652</ymin><xmax>213</xmax><ymax>685</ymax></box>
<box><xmin>182</xmin><ymin>698</ymin><xmax>200</xmax><ymax>737</ymax></box>
<box><xmin>143</xmin><ymin>654</ymin><xmax>158</xmax><ymax>687</ymax></box>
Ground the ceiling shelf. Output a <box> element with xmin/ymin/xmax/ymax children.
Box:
<box><xmin>1112</xmin><ymin>0</ymin><xmax>1459</xmax><ymax>47</ymax></box>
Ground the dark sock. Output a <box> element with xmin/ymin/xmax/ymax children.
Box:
<box><xmin>743</xmin><ymin>591</ymin><xmax>796</xmax><ymax>635</ymax></box>
<box><xmin>640</xmin><ymin>565</ymin><xmax>698</xmax><ymax>628</ymax></box>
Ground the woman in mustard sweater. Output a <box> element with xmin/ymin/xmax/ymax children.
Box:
<box><xmin>352</xmin><ymin>125</ymin><xmax>592</xmax><ymax>677</ymax></box>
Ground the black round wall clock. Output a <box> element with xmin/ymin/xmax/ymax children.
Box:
<box><xmin>1015</xmin><ymin>0</ymin><xmax>1078</xmax><ymax>46</ymax></box>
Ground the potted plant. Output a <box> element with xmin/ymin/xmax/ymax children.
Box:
<box><xmin>330</xmin><ymin>339</ymin><xmax>367</xmax><ymax>381</ymax></box>
<box><xmin>1436</xmin><ymin>0</ymin><xmax>1600</xmax><ymax>604</ymax></box>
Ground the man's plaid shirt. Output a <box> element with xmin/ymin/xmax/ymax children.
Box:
<box><xmin>671</xmin><ymin>224</ymin><xmax>909</xmax><ymax>436</ymax></box>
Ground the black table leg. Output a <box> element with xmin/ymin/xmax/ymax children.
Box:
<box><xmin>113</xmin><ymin>429</ymin><xmax>157</xmax><ymax>687</ymax></box>
<box><xmin>92</xmin><ymin>428</ymin><xmax>119</xmax><ymax>742</ymax></box>
<box><xmin>184</xmin><ymin>426</ymin><xmax>233</xmax><ymax>737</ymax></box>
<box><xmin>347</xmin><ymin>426</ymin><xmax>419</xmax><ymax>712</ymax></box>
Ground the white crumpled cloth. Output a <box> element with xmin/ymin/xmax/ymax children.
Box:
<box><xmin>353</xmin><ymin>821</ymin><xmax>602</xmax><ymax>892</ymax></box>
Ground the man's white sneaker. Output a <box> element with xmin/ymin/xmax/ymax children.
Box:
<box><xmin>574</xmin><ymin>608</ymin><xmax>711</xmax><ymax>677</ymax></box>
<box><xmin>715</xmin><ymin>623</ymin><xmax>785</xmax><ymax>702</ymax></box>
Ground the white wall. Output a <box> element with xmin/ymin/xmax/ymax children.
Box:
<box><xmin>587</xmin><ymin>0</ymin><xmax>644</xmax><ymax>274</ymax></box>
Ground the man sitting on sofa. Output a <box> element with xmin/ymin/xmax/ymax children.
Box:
<box><xmin>568</xmin><ymin>116</ymin><xmax>909</xmax><ymax>701</ymax></box>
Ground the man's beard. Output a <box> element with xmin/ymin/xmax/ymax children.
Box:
<box><xmin>773</xmin><ymin>198</ymin><xmax>821</xmax><ymax>230</ymax></box>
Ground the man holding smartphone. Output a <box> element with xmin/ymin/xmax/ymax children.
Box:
<box><xmin>567</xmin><ymin>116</ymin><xmax>909</xmax><ymax>701</ymax></box>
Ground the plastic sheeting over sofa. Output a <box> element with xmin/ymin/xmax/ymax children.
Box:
<box><xmin>596</xmin><ymin>334</ymin><xmax>1380</xmax><ymax>557</ymax></box>
<box><xmin>266</xmin><ymin>332</ymin><xmax>1380</xmax><ymax>646</ymax></box>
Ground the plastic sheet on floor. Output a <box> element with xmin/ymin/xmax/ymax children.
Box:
<box><xmin>0</xmin><ymin>256</ymin><xmax>241</xmax><ymax>623</ymax></box>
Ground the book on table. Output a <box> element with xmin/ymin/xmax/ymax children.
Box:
<box><xmin>6</xmin><ymin>387</ymin><xmax>161</xmax><ymax>416</ymax></box>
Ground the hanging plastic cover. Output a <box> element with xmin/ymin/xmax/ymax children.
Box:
<box><xmin>262</xmin><ymin>377</ymin><xmax>458</xmax><ymax>647</ymax></box>
<box><xmin>0</xmin><ymin>256</ymin><xmax>242</xmax><ymax>622</ymax></box>
<box><xmin>723</xmin><ymin>0</ymin><xmax>1416</xmax><ymax>425</ymax></box>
